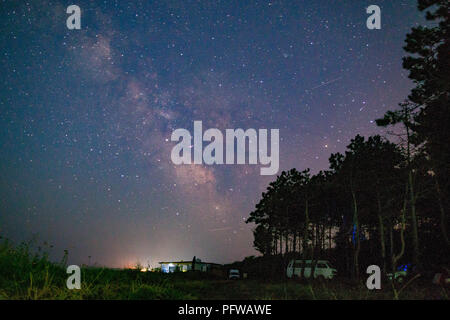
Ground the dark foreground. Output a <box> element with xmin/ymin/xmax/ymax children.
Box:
<box><xmin>0</xmin><ymin>240</ymin><xmax>447</xmax><ymax>300</ymax></box>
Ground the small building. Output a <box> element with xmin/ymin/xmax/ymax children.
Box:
<box><xmin>159</xmin><ymin>258</ymin><xmax>222</xmax><ymax>273</ymax></box>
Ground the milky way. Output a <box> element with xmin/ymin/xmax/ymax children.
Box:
<box><xmin>0</xmin><ymin>1</ymin><xmax>424</xmax><ymax>267</ymax></box>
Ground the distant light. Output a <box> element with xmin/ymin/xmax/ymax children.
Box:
<box><xmin>140</xmin><ymin>268</ymin><xmax>147</xmax><ymax>272</ymax></box>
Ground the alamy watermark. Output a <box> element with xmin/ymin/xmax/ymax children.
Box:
<box><xmin>366</xmin><ymin>5</ymin><xmax>381</xmax><ymax>30</ymax></box>
<box><xmin>66</xmin><ymin>5</ymin><xmax>81</xmax><ymax>30</ymax></box>
<box><xmin>366</xmin><ymin>265</ymin><xmax>381</xmax><ymax>290</ymax></box>
<box><xmin>66</xmin><ymin>265</ymin><xmax>81</xmax><ymax>289</ymax></box>
<box><xmin>170</xmin><ymin>121</ymin><xmax>279</xmax><ymax>176</ymax></box>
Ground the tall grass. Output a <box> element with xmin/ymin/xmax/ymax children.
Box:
<box><xmin>0</xmin><ymin>239</ymin><xmax>191</xmax><ymax>299</ymax></box>
<box><xmin>0</xmin><ymin>239</ymin><xmax>446</xmax><ymax>300</ymax></box>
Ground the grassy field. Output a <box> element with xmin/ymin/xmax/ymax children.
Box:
<box><xmin>0</xmin><ymin>240</ymin><xmax>447</xmax><ymax>300</ymax></box>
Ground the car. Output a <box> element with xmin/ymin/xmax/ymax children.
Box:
<box><xmin>228</xmin><ymin>269</ymin><xmax>240</xmax><ymax>280</ymax></box>
<box><xmin>286</xmin><ymin>259</ymin><xmax>337</xmax><ymax>280</ymax></box>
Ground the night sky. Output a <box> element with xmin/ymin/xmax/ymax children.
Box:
<box><xmin>0</xmin><ymin>1</ymin><xmax>425</xmax><ymax>268</ymax></box>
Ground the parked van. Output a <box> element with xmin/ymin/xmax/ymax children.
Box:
<box><xmin>286</xmin><ymin>259</ymin><xmax>337</xmax><ymax>280</ymax></box>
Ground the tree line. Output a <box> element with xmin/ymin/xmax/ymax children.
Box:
<box><xmin>246</xmin><ymin>0</ymin><xmax>449</xmax><ymax>279</ymax></box>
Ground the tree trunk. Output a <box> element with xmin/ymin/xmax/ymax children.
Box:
<box><xmin>408</xmin><ymin>171</ymin><xmax>420</xmax><ymax>266</ymax></box>
<box><xmin>389</xmin><ymin>221</ymin><xmax>394</xmax><ymax>272</ymax></box>
<box><xmin>292</xmin><ymin>232</ymin><xmax>297</xmax><ymax>254</ymax></box>
<box><xmin>377</xmin><ymin>195</ymin><xmax>386</xmax><ymax>273</ymax></box>
<box><xmin>279</xmin><ymin>233</ymin><xmax>283</xmax><ymax>256</ymax></box>
<box><xmin>434</xmin><ymin>176</ymin><xmax>450</xmax><ymax>247</ymax></box>
<box><xmin>352</xmin><ymin>189</ymin><xmax>360</xmax><ymax>280</ymax></box>
<box><xmin>302</xmin><ymin>199</ymin><xmax>309</xmax><ymax>279</ymax></box>
<box><xmin>285</xmin><ymin>232</ymin><xmax>289</xmax><ymax>255</ymax></box>
<box><xmin>393</xmin><ymin>183</ymin><xmax>408</xmax><ymax>272</ymax></box>
<box><xmin>329</xmin><ymin>226</ymin><xmax>332</xmax><ymax>250</ymax></box>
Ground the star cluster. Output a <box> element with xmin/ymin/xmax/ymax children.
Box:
<box><xmin>0</xmin><ymin>1</ymin><xmax>423</xmax><ymax>267</ymax></box>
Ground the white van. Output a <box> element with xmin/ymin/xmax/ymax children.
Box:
<box><xmin>286</xmin><ymin>259</ymin><xmax>337</xmax><ymax>280</ymax></box>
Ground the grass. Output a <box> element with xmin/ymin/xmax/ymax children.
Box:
<box><xmin>0</xmin><ymin>239</ymin><xmax>447</xmax><ymax>300</ymax></box>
